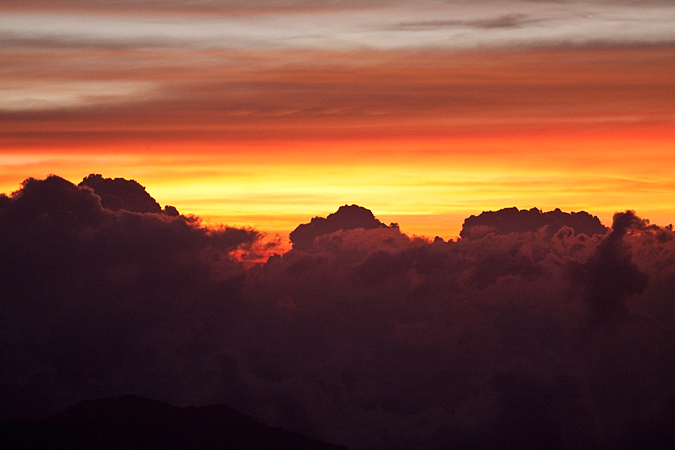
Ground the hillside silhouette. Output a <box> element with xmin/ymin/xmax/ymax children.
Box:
<box><xmin>0</xmin><ymin>395</ymin><xmax>349</xmax><ymax>450</ymax></box>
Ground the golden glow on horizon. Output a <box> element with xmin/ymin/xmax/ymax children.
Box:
<box><xmin>2</xmin><ymin>132</ymin><xmax>674</xmax><ymax>240</ymax></box>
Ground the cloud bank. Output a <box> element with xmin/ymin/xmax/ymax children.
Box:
<box><xmin>0</xmin><ymin>175</ymin><xmax>259</xmax><ymax>418</ymax></box>
<box><xmin>2</xmin><ymin>175</ymin><xmax>675</xmax><ymax>450</ymax></box>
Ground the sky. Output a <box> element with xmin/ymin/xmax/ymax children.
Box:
<box><xmin>3</xmin><ymin>3</ymin><xmax>675</xmax><ymax>448</ymax></box>
<box><xmin>2</xmin><ymin>0</ymin><xmax>675</xmax><ymax>240</ymax></box>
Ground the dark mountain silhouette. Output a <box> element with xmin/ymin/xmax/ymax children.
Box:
<box><xmin>0</xmin><ymin>395</ymin><xmax>349</xmax><ymax>450</ymax></box>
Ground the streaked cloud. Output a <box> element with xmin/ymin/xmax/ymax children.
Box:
<box><xmin>0</xmin><ymin>81</ymin><xmax>155</xmax><ymax>110</ymax></box>
<box><xmin>1</xmin><ymin>2</ymin><xmax>675</xmax><ymax>52</ymax></box>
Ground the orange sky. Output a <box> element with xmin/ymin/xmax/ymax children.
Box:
<box><xmin>2</xmin><ymin>2</ymin><xmax>675</xmax><ymax>240</ymax></box>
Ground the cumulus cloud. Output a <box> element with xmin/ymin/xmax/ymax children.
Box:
<box><xmin>236</xmin><ymin>205</ymin><xmax>675</xmax><ymax>449</ymax></box>
<box><xmin>0</xmin><ymin>175</ymin><xmax>259</xmax><ymax>419</ymax></box>
<box><xmin>2</xmin><ymin>178</ymin><xmax>675</xmax><ymax>450</ymax></box>
<box><xmin>289</xmin><ymin>204</ymin><xmax>393</xmax><ymax>250</ymax></box>
<box><xmin>460</xmin><ymin>206</ymin><xmax>607</xmax><ymax>240</ymax></box>
<box><xmin>79</xmin><ymin>174</ymin><xmax>165</xmax><ymax>213</ymax></box>
<box><xmin>573</xmin><ymin>211</ymin><xmax>648</xmax><ymax>322</ymax></box>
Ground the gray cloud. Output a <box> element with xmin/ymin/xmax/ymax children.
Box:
<box><xmin>393</xmin><ymin>13</ymin><xmax>541</xmax><ymax>31</ymax></box>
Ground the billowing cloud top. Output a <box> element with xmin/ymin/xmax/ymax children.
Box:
<box><xmin>289</xmin><ymin>204</ymin><xmax>392</xmax><ymax>250</ymax></box>
<box><xmin>2</xmin><ymin>175</ymin><xmax>675</xmax><ymax>449</ymax></box>
<box><xmin>79</xmin><ymin>174</ymin><xmax>167</xmax><ymax>214</ymax></box>
<box><xmin>460</xmin><ymin>206</ymin><xmax>607</xmax><ymax>239</ymax></box>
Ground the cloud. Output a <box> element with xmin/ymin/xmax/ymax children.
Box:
<box><xmin>289</xmin><ymin>204</ymin><xmax>393</xmax><ymax>250</ymax></box>
<box><xmin>2</xmin><ymin>2</ymin><xmax>675</xmax><ymax>55</ymax></box>
<box><xmin>0</xmin><ymin>175</ymin><xmax>259</xmax><ymax>419</ymax></box>
<box><xmin>393</xmin><ymin>13</ymin><xmax>539</xmax><ymax>31</ymax></box>
<box><xmin>460</xmin><ymin>206</ymin><xmax>607</xmax><ymax>240</ymax></box>
<box><xmin>573</xmin><ymin>210</ymin><xmax>649</xmax><ymax>322</ymax></box>
<box><xmin>239</xmin><ymin>206</ymin><xmax>675</xmax><ymax>449</ymax></box>
<box><xmin>2</xmin><ymin>182</ymin><xmax>675</xmax><ymax>449</ymax></box>
<box><xmin>78</xmin><ymin>173</ymin><xmax>163</xmax><ymax>213</ymax></box>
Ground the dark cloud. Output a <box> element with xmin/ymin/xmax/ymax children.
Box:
<box><xmin>2</xmin><ymin>182</ymin><xmax>675</xmax><ymax>450</ymax></box>
<box><xmin>573</xmin><ymin>210</ymin><xmax>649</xmax><ymax>322</ymax></box>
<box><xmin>0</xmin><ymin>175</ymin><xmax>259</xmax><ymax>420</ymax></box>
<box><xmin>394</xmin><ymin>13</ymin><xmax>540</xmax><ymax>31</ymax></box>
<box><xmin>460</xmin><ymin>206</ymin><xmax>607</xmax><ymax>240</ymax></box>
<box><xmin>79</xmin><ymin>174</ymin><xmax>165</xmax><ymax>214</ymax></box>
<box><xmin>239</xmin><ymin>206</ymin><xmax>675</xmax><ymax>449</ymax></box>
<box><xmin>289</xmin><ymin>204</ymin><xmax>394</xmax><ymax>250</ymax></box>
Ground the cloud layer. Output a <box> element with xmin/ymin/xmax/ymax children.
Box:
<box><xmin>2</xmin><ymin>2</ymin><xmax>675</xmax><ymax>53</ymax></box>
<box><xmin>2</xmin><ymin>175</ymin><xmax>675</xmax><ymax>449</ymax></box>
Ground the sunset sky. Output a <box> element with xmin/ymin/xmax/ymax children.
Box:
<box><xmin>4</xmin><ymin>3</ymin><xmax>675</xmax><ymax>447</ymax></box>
<box><xmin>2</xmin><ymin>0</ymin><xmax>675</xmax><ymax>239</ymax></box>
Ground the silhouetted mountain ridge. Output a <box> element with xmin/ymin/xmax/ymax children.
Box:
<box><xmin>0</xmin><ymin>395</ymin><xmax>349</xmax><ymax>450</ymax></box>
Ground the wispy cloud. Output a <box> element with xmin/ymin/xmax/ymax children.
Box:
<box><xmin>1</xmin><ymin>3</ymin><xmax>674</xmax><ymax>52</ymax></box>
<box><xmin>0</xmin><ymin>81</ymin><xmax>155</xmax><ymax>110</ymax></box>
<box><xmin>393</xmin><ymin>13</ymin><xmax>539</xmax><ymax>31</ymax></box>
